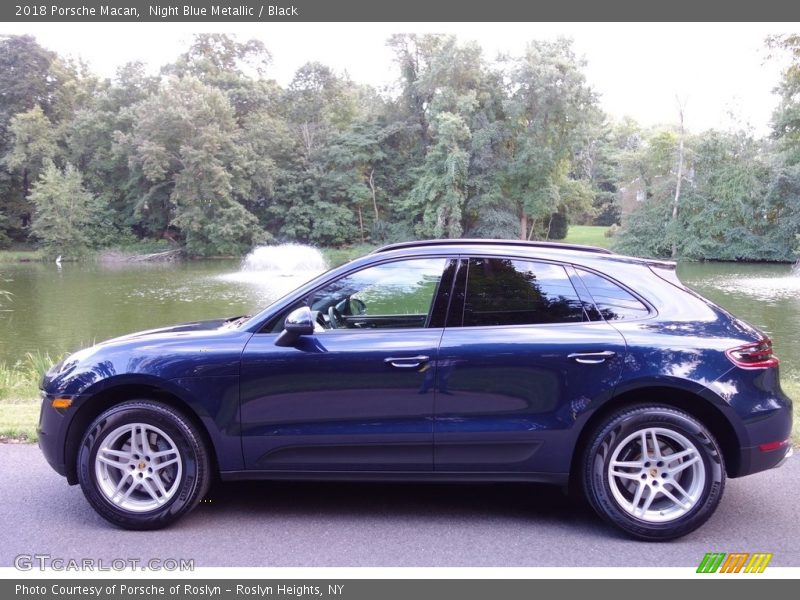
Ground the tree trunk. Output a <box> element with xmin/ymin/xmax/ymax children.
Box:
<box><xmin>519</xmin><ymin>212</ymin><xmax>528</xmax><ymax>240</ymax></box>
<box><xmin>368</xmin><ymin>169</ymin><xmax>379</xmax><ymax>220</ymax></box>
<box><xmin>671</xmin><ymin>101</ymin><xmax>686</xmax><ymax>259</ymax></box>
<box><xmin>357</xmin><ymin>206</ymin><xmax>364</xmax><ymax>242</ymax></box>
<box><xmin>544</xmin><ymin>214</ymin><xmax>554</xmax><ymax>240</ymax></box>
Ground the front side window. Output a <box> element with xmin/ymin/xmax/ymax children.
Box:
<box><xmin>462</xmin><ymin>258</ymin><xmax>585</xmax><ymax>326</ymax></box>
<box><xmin>307</xmin><ymin>258</ymin><xmax>449</xmax><ymax>330</ymax></box>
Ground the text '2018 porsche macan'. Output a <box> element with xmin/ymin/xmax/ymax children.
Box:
<box><xmin>38</xmin><ymin>240</ymin><xmax>793</xmax><ymax>539</ymax></box>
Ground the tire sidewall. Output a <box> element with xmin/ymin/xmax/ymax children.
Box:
<box><xmin>78</xmin><ymin>401</ymin><xmax>205</xmax><ymax>530</ymax></box>
<box><xmin>584</xmin><ymin>406</ymin><xmax>725</xmax><ymax>541</ymax></box>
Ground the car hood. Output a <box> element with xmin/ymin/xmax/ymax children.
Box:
<box><xmin>102</xmin><ymin>317</ymin><xmax>236</xmax><ymax>344</ymax></box>
<box><xmin>42</xmin><ymin>316</ymin><xmax>252</xmax><ymax>394</ymax></box>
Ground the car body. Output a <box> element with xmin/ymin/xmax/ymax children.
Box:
<box><xmin>38</xmin><ymin>239</ymin><xmax>793</xmax><ymax>538</ymax></box>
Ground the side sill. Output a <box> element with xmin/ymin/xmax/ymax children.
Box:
<box><xmin>219</xmin><ymin>470</ymin><xmax>570</xmax><ymax>485</ymax></box>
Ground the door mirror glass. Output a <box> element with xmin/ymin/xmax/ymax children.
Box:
<box><xmin>275</xmin><ymin>307</ymin><xmax>315</xmax><ymax>346</ymax></box>
<box><xmin>285</xmin><ymin>306</ymin><xmax>315</xmax><ymax>334</ymax></box>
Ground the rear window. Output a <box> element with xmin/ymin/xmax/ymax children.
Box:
<box><xmin>576</xmin><ymin>270</ymin><xmax>650</xmax><ymax>321</ymax></box>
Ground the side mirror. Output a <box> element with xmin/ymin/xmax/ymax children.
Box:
<box><xmin>275</xmin><ymin>306</ymin><xmax>315</xmax><ymax>346</ymax></box>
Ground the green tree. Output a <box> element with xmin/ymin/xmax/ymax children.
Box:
<box><xmin>501</xmin><ymin>39</ymin><xmax>598</xmax><ymax>239</ymax></box>
<box><xmin>4</xmin><ymin>106</ymin><xmax>61</xmax><ymax>197</ymax></box>
<box><xmin>119</xmin><ymin>76</ymin><xmax>266</xmax><ymax>255</ymax></box>
<box><xmin>29</xmin><ymin>162</ymin><xmax>99</xmax><ymax>255</ymax></box>
<box><xmin>406</xmin><ymin>112</ymin><xmax>471</xmax><ymax>237</ymax></box>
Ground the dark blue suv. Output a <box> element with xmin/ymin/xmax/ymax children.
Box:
<box><xmin>37</xmin><ymin>240</ymin><xmax>793</xmax><ymax>539</ymax></box>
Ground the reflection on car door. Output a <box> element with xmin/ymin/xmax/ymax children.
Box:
<box><xmin>239</xmin><ymin>258</ymin><xmax>456</xmax><ymax>472</ymax></box>
<box><xmin>434</xmin><ymin>257</ymin><xmax>627</xmax><ymax>475</ymax></box>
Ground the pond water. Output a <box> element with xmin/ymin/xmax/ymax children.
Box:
<box><xmin>0</xmin><ymin>254</ymin><xmax>798</xmax><ymax>377</ymax></box>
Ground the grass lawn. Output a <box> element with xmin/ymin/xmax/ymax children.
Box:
<box><xmin>0</xmin><ymin>400</ymin><xmax>39</xmax><ymax>442</ymax></box>
<box><xmin>0</xmin><ymin>249</ymin><xmax>44</xmax><ymax>263</ymax></box>
<box><xmin>563</xmin><ymin>225</ymin><xmax>612</xmax><ymax>249</ymax></box>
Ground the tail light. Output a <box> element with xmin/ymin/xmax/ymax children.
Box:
<box><xmin>725</xmin><ymin>338</ymin><xmax>779</xmax><ymax>369</ymax></box>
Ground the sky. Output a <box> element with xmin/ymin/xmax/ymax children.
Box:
<box><xmin>0</xmin><ymin>22</ymin><xmax>796</xmax><ymax>136</ymax></box>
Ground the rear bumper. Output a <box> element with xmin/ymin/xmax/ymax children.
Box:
<box><xmin>732</xmin><ymin>387</ymin><xmax>793</xmax><ymax>477</ymax></box>
<box><xmin>736</xmin><ymin>440</ymin><xmax>793</xmax><ymax>477</ymax></box>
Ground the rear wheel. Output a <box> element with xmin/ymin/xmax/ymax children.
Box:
<box><xmin>77</xmin><ymin>400</ymin><xmax>210</xmax><ymax>530</ymax></box>
<box><xmin>582</xmin><ymin>405</ymin><xmax>725</xmax><ymax>540</ymax></box>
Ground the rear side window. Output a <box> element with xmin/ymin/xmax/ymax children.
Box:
<box><xmin>462</xmin><ymin>258</ymin><xmax>585</xmax><ymax>326</ymax></box>
<box><xmin>576</xmin><ymin>269</ymin><xmax>650</xmax><ymax>321</ymax></box>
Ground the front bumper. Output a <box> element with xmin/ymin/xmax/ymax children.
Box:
<box><xmin>37</xmin><ymin>392</ymin><xmax>70</xmax><ymax>480</ymax></box>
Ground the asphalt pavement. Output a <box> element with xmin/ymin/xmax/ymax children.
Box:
<box><xmin>1</xmin><ymin>444</ymin><xmax>797</xmax><ymax>567</ymax></box>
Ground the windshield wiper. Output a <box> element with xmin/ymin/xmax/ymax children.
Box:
<box><xmin>223</xmin><ymin>315</ymin><xmax>251</xmax><ymax>328</ymax></box>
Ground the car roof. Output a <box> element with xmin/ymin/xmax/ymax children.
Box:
<box><xmin>369</xmin><ymin>239</ymin><xmax>675</xmax><ymax>270</ymax></box>
<box><xmin>371</xmin><ymin>238</ymin><xmax>615</xmax><ymax>256</ymax></box>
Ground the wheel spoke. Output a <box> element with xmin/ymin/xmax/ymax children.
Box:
<box><xmin>151</xmin><ymin>474</ymin><xmax>170</xmax><ymax>499</ymax></box>
<box><xmin>630</xmin><ymin>481</ymin><xmax>646</xmax><ymax>513</ymax></box>
<box><xmin>109</xmin><ymin>472</ymin><xmax>133</xmax><ymax>498</ymax></box>
<box><xmin>666</xmin><ymin>479</ymin><xmax>695</xmax><ymax>507</ymax></box>
<box><xmin>611</xmin><ymin>459</ymin><xmax>644</xmax><ymax>469</ymax></box>
<box><xmin>663</xmin><ymin>448</ymin><xmax>694</xmax><ymax>463</ymax></box>
<box><xmin>101</xmin><ymin>448</ymin><xmax>132</xmax><ymax>459</ymax></box>
<box><xmin>638</xmin><ymin>487</ymin><xmax>657</xmax><ymax>515</ymax></box>
<box><xmin>667</xmin><ymin>455</ymin><xmax>700</xmax><ymax>475</ymax></box>
<box><xmin>96</xmin><ymin>453</ymin><xmax>129</xmax><ymax>472</ymax></box>
<box><xmin>650</xmin><ymin>430</ymin><xmax>662</xmax><ymax>459</ymax></box>
<box><xmin>117</xmin><ymin>477</ymin><xmax>140</xmax><ymax>504</ymax></box>
<box><xmin>151</xmin><ymin>448</ymin><xmax>178</xmax><ymax>460</ymax></box>
<box><xmin>138</xmin><ymin>425</ymin><xmax>153</xmax><ymax>455</ymax></box>
<box><xmin>660</xmin><ymin>485</ymin><xmax>694</xmax><ymax>510</ymax></box>
<box><xmin>152</xmin><ymin>457</ymin><xmax>179</xmax><ymax>471</ymax></box>
<box><xmin>125</xmin><ymin>424</ymin><xmax>140</xmax><ymax>454</ymax></box>
<box><xmin>611</xmin><ymin>469</ymin><xmax>642</xmax><ymax>481</ymax></box>
<box><xmin>140</xmin><ymin>478</ymin><xmax>162</xmax><ymax>504</ymax></box>
<box><xmin>640</xmin><ymin>431</ymin><xmax>649</xmax><ymax>460</ymax></box>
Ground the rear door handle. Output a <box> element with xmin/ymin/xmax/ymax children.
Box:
<box><xmin>384</xmin><ymin>355</ymin><xmax>430</xmax><ymax>369</ymax></box>
<box><xmin>568</xmin><ymin>351</ymin><xmax>617</xmax><ymax>364</ymax></box>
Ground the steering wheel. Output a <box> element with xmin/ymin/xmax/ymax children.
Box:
<box><xmin>328</xmin><ymin>306</ymin><xmax>344</xmax><ymax>329</ymax></box>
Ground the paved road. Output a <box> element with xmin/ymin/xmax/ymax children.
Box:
<box><xmin>1</xmin><ymin>444</ymin><xmax>797</xmax><ymax>568</ymax></box>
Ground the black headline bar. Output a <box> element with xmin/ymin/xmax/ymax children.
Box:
<box><xmin>3</xmin><ymin>579</ymin><xmax>795</xmax><ymax>600</ymax></box>
<box><xmin>4</xmin><ymin>0</ymin><xmax>800</xmax><ymax>22</ymax></box>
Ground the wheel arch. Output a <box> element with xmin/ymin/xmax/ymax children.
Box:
<box><xmin>569</xmin><ymin>385</ymin><xmax>744</xmax><ymax>489</ymax></box>
<box><xmin>63</xmin><ymin>382</ymin><xmax>219</xmax><ymax>485</ymax></box>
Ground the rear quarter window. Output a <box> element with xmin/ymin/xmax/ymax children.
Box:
<box><xmin>576</xmin><ymin>269</ymin><xmax>650</xmax><ymax>321</ymax></box>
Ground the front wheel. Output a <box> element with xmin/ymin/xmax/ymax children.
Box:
<box><xmin>77</xmin><ymin>400</ymin><xmax>211</xmax><ymax>530</ymax></box>
<box><xmin>582</xmin><ymin>405</ymin><xmax>725</xmax><ymax>541</ymax></box>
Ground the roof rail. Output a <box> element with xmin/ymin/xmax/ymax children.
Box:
<box><xmin>370</xmin><ymin>238</ymin><xmax>615</xmax><ymax>256</ymax></box>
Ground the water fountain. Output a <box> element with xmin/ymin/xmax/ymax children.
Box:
<box><xmin>217</xmin><ymin>244</ymin><xmax>329</xmax><ymax>295</ymax></box>
<box><xmin>240</xmin><ymin>243</ymin><xmax>328</xmax><ymax>275</ymax></box>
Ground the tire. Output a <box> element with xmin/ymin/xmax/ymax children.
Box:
<box><xmin>581</xmin><ymin>404</ymin><xmax>725</xmax><ymax>541</ymax></box>
<box><xmin>77</xmin><ymin>400</ymin><xmax>211</xmax><ymax>530</ymax></box>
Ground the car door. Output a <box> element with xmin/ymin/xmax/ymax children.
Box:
<box><xmin>434</xmin><ymin>256</ymin><xmax>628</xmax><ymax>475</ymax></box>
<box><xmin>239</xmin><ymin>257</ymin><xmax>457</xmax><ymax>472</ymax></box>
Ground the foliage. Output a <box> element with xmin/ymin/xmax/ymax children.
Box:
<box><xmin>28</xmin><ymin>162</ymin><xmax>102</xmax><ymax>255</ymax></box>
<box><xmin>0</xmin><ymin>33</ymin><xmax>796</xmax><ymax>260</ymax></box>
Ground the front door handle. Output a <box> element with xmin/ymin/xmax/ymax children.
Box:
<box><xmin>384</xmin><ymin>355</ymin><xmax>430</xmax><ymax>369</ymax></box>
<box><xmin>568</xmin><ymin>350</ymin><xmax>617</xmax><ymax>364</ymax></box>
